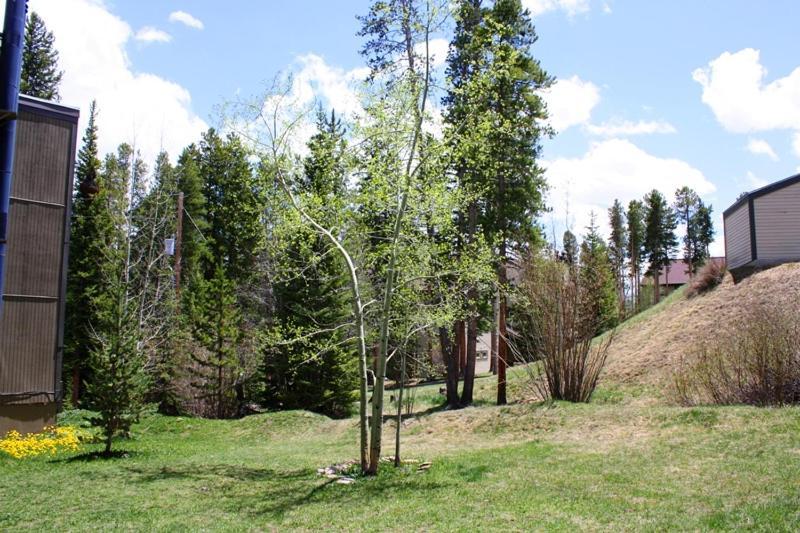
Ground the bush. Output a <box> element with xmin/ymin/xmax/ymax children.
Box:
<box><xmin>515</xmin><ymin>257</ymin><xmax>614</xmax><ymax>403</ymax></box>
<box><xmin>673</xmin><ymin>305</ymin><xmax>800</xmax><ymax>406</ymax></box>
<box><xmin>685</xmin><ymin>260</ymin><xmax>726</xmax><ymax>298</ymax></box>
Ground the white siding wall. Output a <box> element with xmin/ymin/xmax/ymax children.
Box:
<box><xmin>754</xmin><ymin>180</ymin><xmax>800</xmax><ymax>262</ymax></box>
<box><xmin>724</xmin><ymin>202</ymin><xmax>751</xmax><ymax>269</ymax></box>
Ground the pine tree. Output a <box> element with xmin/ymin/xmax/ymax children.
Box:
<box><xmin>185</xmin><ymin>130</ymin><xmax>265</xmax><ymax>416</ymax></box>
<box><xmin>199</xmin><ymin>129</ymin><xmax>266</xmax><ymax>284</ymax></box>
<box><xmin>20</xmin><ymin>12</ymin><xmax>63</xmax><ymax>100</ymax></box>
<box><xmin>65</xmin><ymin>101</ymin><xmax>113</xmax><ymax>405</ymax></box>
<box><xmin>174</xmin><ymin>144</ymin><xmax>209</xmax><ymax>297</ymax></box>
<box><xmin>85</xmin><ymin>258</ymin><xmax>149</xmax><ymax>455</ymax></box>
<box><xmin>626</xmin><ymin>199</ymin><xmax>645</xmax><ymax>311</ymax></box>
<box><xmin>643</xmin><ymin>189</ymin><xmax>678</xmax><ymax>303</ymax></box>
<box><xmin>444</xmin><ymin>0</ymin><xmax>552</xmax><ymax>405</ymax></box>
<box><xmin>562</xmin><ymin>229</ymin><xmax>578</xmax><ymax>266</ymax></box>
<box><xmin>441</xmin><ymin>0</ymin><xmax>486</xmax><ymax>407</ymax></box>
<box><xmin>693</xmin><ymin>201</ymin><xmax>715</xmax><ymax>260</ymax></box>
<box><xmin>186</xmin><ymin>266</ymin><xmax>242</xmax><ymax>419</ymax></box>
<box><xmin>265</xmin><ymin>109</ymin><xmax>357</xmax><ymax>418</ymax></box>
<box><xmin>673</xmin><ymin>186</ymin><xmax>700</xmax><ymax>276</ymax></box>
<box><xmin>607</xmin><ymin>199</ymin><xmax>627</xmax><ymax>315</ymax></box>
<box><xmin>579</xmin><ymin>213</ymin><xmax>619</xmax><ymax>335</ymax></box>
<box><xmin>83</xmin><ymin>144</ymin><xmax>151</xmax><ymax>453</ymax></box>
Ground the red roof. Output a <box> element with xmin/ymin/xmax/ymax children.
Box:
<box><xmin>654</xmin><ymin>257</ymin><xmax>726</xmax><ymax>286</ymax></box>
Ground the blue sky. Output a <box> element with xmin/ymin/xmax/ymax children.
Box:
<box><xmin>26</xmin><ymin>0</ymin><xmax>800</xmax><ymax>254</ymax></box>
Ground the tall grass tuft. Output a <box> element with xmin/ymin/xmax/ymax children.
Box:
<box><xmin>673</xmin><ymin>305</ymin><xmax>800</xmax><ymax>406</ymax></box>
<box><xmin>685</xmin><ymin>260</ymin><xmax>726</xmax><ymax>298</ymax></box>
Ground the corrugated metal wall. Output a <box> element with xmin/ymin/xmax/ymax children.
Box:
<box><xmin>0</xmin><ymin>100</ymin><xmax>77</xmax><ymax>428</ymax></box>
<box><xmin>754</xmin><ymin>180</ymin><xmax>800</xmax><ymax>262</ymax></box>
<box><xmin>723</xmin><ymin>202</ymin><xmax>751</xmax><ymax>270</ymax></box>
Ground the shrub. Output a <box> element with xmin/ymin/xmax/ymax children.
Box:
<box><xmin>515</xmin><ymin>256</ymin><xmax>614</xmax><ymax>403</ymax></box>
<box><xmin>673</xmin><ymin>305</ymin><xmax>800</xmax><ymax>406</ymax></box>
<box><xmin>685</xmin><ymin>260</ymin><xmax>726</xmax><ymax>298</ymax></box>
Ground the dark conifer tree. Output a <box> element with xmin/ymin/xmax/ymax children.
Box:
<box><xmin>265</xmin><ymin>109</ymin><xmax>357</xmax><ymax>418</ymax></box>
<box><xmin>20</xmin><ymin>12</ymin><xmax>63</xmax><ymax>100</ymax></box>
<box><xmin>673</xmin><ymin>186</ymin><xmax>700</xmax><ymax>276</ymax></box>
<box><xmin>579</xmin><ymin>213</ymin><xmax>619</xmax><ymax>335</ymax></box>
<box><xmin>175</xmin><ymin>144</ymin><xmax>209</xmax><ymax>296</ymax></box>
<box><xmin>607</xmin><ymin>199</ymin><xmax>627</xmax><ymax>314</ymax></box>
<box><xmin>643</xmin><ymin>189</ymin><xmax>678</xmax><ymax>303</ymax></box>
<box><xmin>443</xmin><ymin>0</ymin><xmax>552</xmax><ymax>405</ymax></box>
<box><xmin>65</xmin><ymin>101</ymin><xmax>109</xmax><ymax>404</ymax></box>
<box><xmin>186</xmin><ymin>130</ymin><xmax>266</xmax><ymax>416</ymax></box>
<box><xmin>562</xmin><ymin>229</ymin><xmax>578</xmax><ymax>266</ymax></box>
<box><xmin>626</xmin><ymin>199</ymin><xmax>645</xmax><ymax>310</ymax></box>
<box><xmin>693</xmin><ymin>201</ymin><xmax>715</xmax><ymax>260</ymax></box>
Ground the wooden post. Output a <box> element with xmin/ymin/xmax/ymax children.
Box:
<box><xmin>174</xmin><ymin>191</ymin><xmax>184</xmax><ymax>299</ymax></box>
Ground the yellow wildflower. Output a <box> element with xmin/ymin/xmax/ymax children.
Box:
<box><xmin>0</xmin><ymin>425</ymin><xmax>83</xmax><ymax>459</ymax></box>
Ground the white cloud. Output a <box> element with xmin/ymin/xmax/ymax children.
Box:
<box><xmin>168</xmin><ymin>10</ymin><xmax>204</xmax><ymax>30</ymax></box>
<box><xmin>30</xmin><ymin>0</ymin><xmax>207</xmax><ymax>166</ymax></box>
<box><xmin>415</xmin><ymin>38</ymin><xmax>449</xmax><ymax>69</ymax></box>
<box><xmin>745</xmin><ymin>138</ymin><xmax>778</xmax><ymax>161</ymax></box>
<box><xmin>585</xmin><ymin>119</ymin><xmax>676</xmax><ymax>137</ymax></box>
<box><xmin>234</xmin><ymin>54</ymin><xmax>368</xmax><ymax>157</ymax></box>
<box><xmin>134</xmin><ymin>26</ymin><xmax>171</xmax><ymax>44</ymax></box>
<box><xmin>744</xmin><ymin>170</ymin><xmax>769</xmax><ymax>190</ymax></box>
<box><xmin>523</xmin><ymin>0</ymin><xmax>591</xmax><ymax>17</ymax></box>
<box><xmin>541</xmin><ymin>75</ymin><xmax>600</xmax><ymax>132</ymax></box>
<box><xmin>793</xmin><ymin>132</ymin><xmax>800</xmax><ymax>158</ymax></box>
<box><xmin>293</xmin><ymin>54</ymin><xmax>366</xmax><ymax>120</ymax></box>
<box><xmin>544</xmin><ymin>139</ymin><xmax>716</xmax><ymax>246</ymax></box>
<box><xmin>693</xmin><ymin>48</ymin><xmax>800</xmax><ymax>133</ymax></box>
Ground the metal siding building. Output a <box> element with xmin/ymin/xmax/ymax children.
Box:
<box><xmin>0</xmin><ymin>95</ymin><xmax>78</xmax><ymax>434</ymax></box>
<box><xmin>723</xmin><ymin>173</ymin><xmax>800</xmax><ymax>281</ymax></box>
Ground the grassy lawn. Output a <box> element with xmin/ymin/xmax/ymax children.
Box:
<box><xmin>2</xmin><ymin>375</ymin><xmax>799</xmax><ymax>531</ymax></box>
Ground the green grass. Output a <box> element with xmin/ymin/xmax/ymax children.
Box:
<box><xmin>601</xmin><ymin>286</ymin><xmax>687</xmax><ymax>340</ymax></box>
<box><xmin>2</xmin><ymin>381</ymin><xmax>799</xmax><ymax>531</ymax></box>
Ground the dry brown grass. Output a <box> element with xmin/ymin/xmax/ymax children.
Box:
<box><xmin>601</xmin><ymin>263</ymin><xmax>800</xmax><ymax>388</ymax></box>
<box><xmin>685</xmin><ymin>260</ymin><xmax>726</xmax><ymax>297</ymax></box>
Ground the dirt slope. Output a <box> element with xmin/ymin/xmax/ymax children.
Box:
<box><xmin>601</xmin><ymin>262</ymin><xmax>800</xmax><ymax>387</ymax></box>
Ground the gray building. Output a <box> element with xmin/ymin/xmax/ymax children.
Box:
<box><xmin>0</xmin><ymin>95</ymin><xmax>78</xmax><ymax>434</ymax></box>
<box><xmin>724</xmin><ymin>173</ymin><xmax>800</xmax><ymax>281</ymax></box>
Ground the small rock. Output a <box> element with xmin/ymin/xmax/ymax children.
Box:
<box><xmin>336</xmin><ymin>477</ymin><xmax>356</xmax><ymax>485</ymax></box>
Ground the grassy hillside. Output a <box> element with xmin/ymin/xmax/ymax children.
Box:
<box><xmin>4</xmin><ymin>268</ymin><xmax>800</xmax><ymax>530</ymax></box>
<box><xmin>2</xmin><ymin>377</ymin><xmax>799</xmax><ymax>531</ymax></box>
<box><xmin>602</xmin><ymin>263</ymin><xmax>800</xmax><ymax>387</ymax></box>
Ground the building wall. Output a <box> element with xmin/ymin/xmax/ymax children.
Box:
<box><xmin>0</xmin><ymin>100</ymin><xmax>77</xmax><ymax>435</ymax></box>
<box><xmin>753</xmin><ymin>180</ymin><xmax>800</xmax><ymax>262</ymax></box>
<box><xmin>724</xmin><ymin>202</ymin><xmax>751</xmax><ymax>270</ymax></box>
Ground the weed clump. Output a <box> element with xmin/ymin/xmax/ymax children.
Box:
<box><xmin>685</xmin><ymin>260</ymin><xmax>726</xmax><ymax>298</ymax></box>
<box><xmin>673</xmin><ymin>305</ymin><xmax>800</xmax><ymax>406</ymax></box>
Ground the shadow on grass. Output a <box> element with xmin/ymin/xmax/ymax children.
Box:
<box><xmin>382</xmin><ymin>402</ymin><xmax>449</xmax><ymax>423</ymax></box>
<box><xmin>122</xmin><ymin>461</ymin><xmax>453</xmax><ymax>522</ymax></box>
<box><xmin>57</xmin><ymin>450</ymin><xmax>138</xmax><ymax>463</ymax></box>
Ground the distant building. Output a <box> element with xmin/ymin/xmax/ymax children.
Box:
<box><xmin>724</xmin><ymin>173</ymin><xmax>800</xmax><ymax>282</ymax></box>
<box><xmin>0</xmin><ymin>95</ymin><xmax>78</xmax><ymax>435</ymax></box>
<box><xmin>649</xmin><ymin>257</ymin><xmax>726</xmax><ymax>293</ymax></box>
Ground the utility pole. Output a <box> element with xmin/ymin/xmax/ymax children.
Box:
<box><xmin>174</xmin><ymin>191</ymin><xmax>184</xmax><ymax>299</ymax></box>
